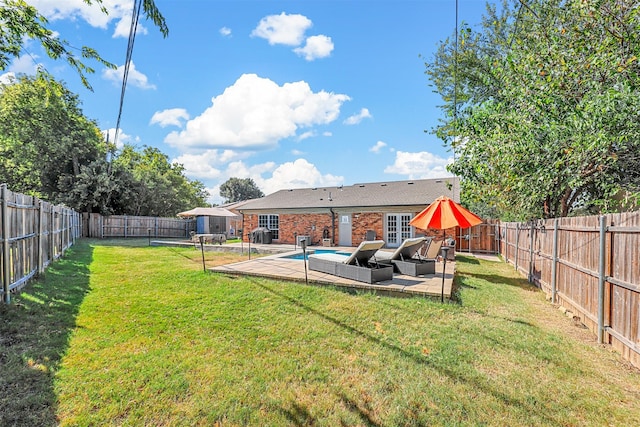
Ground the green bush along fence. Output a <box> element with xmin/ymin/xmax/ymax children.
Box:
<box><xmin>495</xmin><ymin>212</ymin><xmax>640</xmax><ymax>368</ymax></box>
<box><xmin>1</xmin><ymin>184</ymin><xmax>81</xmax><ymax>304</ymax></box>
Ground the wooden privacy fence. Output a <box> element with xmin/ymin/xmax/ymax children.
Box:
<box><xmin>83</xmin><ymin>213</ymin><xmax>195</xmax><ymax>238</ymax></box>
<box><xmin>455</xmin><ymin>220</ymin><xmax>500</xmax><ymax>254</ymax></box>
<box><xmin>1</xmin><ymin>184</ymin><xmax>81</xmax><ymax>304</ymax></box>
<box><xmin>496</xmin><ymin>212</ymin><xmax>640</xmax><ymax>368</ymax></box>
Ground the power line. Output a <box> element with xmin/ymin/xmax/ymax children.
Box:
<box><xmin>112</xmin><ymin>0</ymin><xmax>142</xmax><ymax>152</ymax></box>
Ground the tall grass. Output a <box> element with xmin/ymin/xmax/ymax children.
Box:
<box><xmin>2</xmin><ymin>239</ymin><xmax>639</xmax><ymax>426</ymax></box>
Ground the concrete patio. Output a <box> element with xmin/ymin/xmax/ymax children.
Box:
<box><xmin>208</xmin><ymin>245</ymin><xmax>456</xmax><ymax>299</ymax></box>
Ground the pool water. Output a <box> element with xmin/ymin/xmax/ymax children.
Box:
<box><xmin>282</xmin><ymin>249</ymin><xmax>350</xmax><ymax>260</ymax></box>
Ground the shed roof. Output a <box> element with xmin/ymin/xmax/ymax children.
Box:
<box><xmin>236</xmin><ymin>177</ymin><xmax>459</xmax><ymax>211</ymax></box>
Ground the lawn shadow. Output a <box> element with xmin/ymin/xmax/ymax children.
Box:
<box><xmin>456</xmin><ymin>255</ymin><xmax>481</xmax><ymax>265</ymax></box>
<box><xmin>468</xmin><ymin>272</ymin><xmax>536</xmax><ymax>290</ymax></box>
<box><xmin>278</xmin><ymin>401</ymin><xmax>317</xmax><ymax>426</ymax></box>
<box><xmin>247</xmin><ymin>277</ymin><xmax>564</xmax><ymax>426</ymax></box>
<box><xmin>455</xmin><ymin>255</ymin><xmax>536</xmax><ymax>291</ymax></box>
<box><xmin>0</xmin><ymin>240</ymin><xmax>93</xmax><ymax>427</ymax></box>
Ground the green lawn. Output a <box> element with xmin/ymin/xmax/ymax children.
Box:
<box><xmin>2</xmin><ymin>239</ymin><xmax>639</xmax><ymax>426</ymax></box>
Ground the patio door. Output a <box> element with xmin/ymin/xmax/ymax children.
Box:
<box><xmin>386</xmin><ymin>213</ymin><xmax>412</xmax><ymax>247</ymax></box>
<box><xmin>338</xmin><ymin>214</ymin><xmax>352</xmax><ymax>246</ymax></box>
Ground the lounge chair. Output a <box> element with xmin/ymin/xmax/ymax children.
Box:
<box><xmin>308</xmin><ymin>240</ymin><xmax>393</xmax><ymax>284</ymax></box>
<box><xmin>376</xmin><ymin>237</ymin><xmax>436</xmax><ymax>276</ymax></box>
<box><xmin>423</xmin><ymin>239</ymin><xmax>443</xmax><ymax>261</ymax></box>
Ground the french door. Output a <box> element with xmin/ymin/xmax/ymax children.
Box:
<box><xmin>386</xmin><ymin>213</ymin><xmax>412</xmax><ymax>247</ymax></box>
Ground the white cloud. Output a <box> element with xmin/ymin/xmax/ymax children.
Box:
<box><xmin>293</xmin><ymin>35</ymin><xmax>334</xmax><ymax>60</ymax></box>
<box><xmin>251</xmin><ymin>12</ymin><xmax>312</xmax><ymax>46</ymax></box>
<box><xmin>102</xmin><ymin>61</ymin><xmax>156</xmax><ymax>89</ymax></box>
<box><xmin>297</xmin><ymin>130</ymin><xmax>316</xmax><ymax>141</ymax></box>
<box><xmin>291</xmin><ymin>149</ymin><xmax>304</xmax><ymax>156</ymax></box>
<box><xmin>259</xmin><ymin>159</ymin><xmax>343</xmax><ymax>195</ymax></box>
<box><xmin>164</xmin><ymin>73</ymin><xmax>350</xmax><ymax>149</ymax></box>
<box><xmin>203</xmin><ymin>158</ymin><xmax>343</xmax><ymax>204</ymax></box>
<box><xmin>0</xmin><ymin>73</ymin><xmax>15</xmax><ymax>85</ymax></box>
<box><xmin>28</xmin><ymin>0</ymin><xmax>148</xmax><ymax>38</ymax></box>
<box><xmin>370</xmin><ymin>141</ymin><xmax>387</xmax><ymax>153</ymax></box>
<box><xmin>150</xmin><ymin>108</ymin><xmax>190</xmax><ymax>127</ymax></box>
<box><xmin>8</xmin><ymin>54</ymin><xmax>41</xmax><ymax>74</ymax></box>
<box><xmin>113</xmin><ymin>12</ymin><xmax>148</xmax><ymax>38</ymax></box>
<box><xmin>173</xmin><ymin>149</ymin><xmax>250</xmax><ymax>179</ymax></box>
<box><xmin>344</xmin><ymin>108</ymin><xmax>372</xmax><ymax>125</ymax></box>
<box><xmin>323</xmin><ymin>131</ymin><xmax>332</xmax><ymax>137</ymax></box>
<box><xmin>0</xmin><ymin>53</ymin><xmax>43</xmax><ymax>83</ymax></box>
<box><xmin>384</xmin><ymin>151</ymin><xmax>454</xmax><ymax>179</ymax></box>
<box><xmin>220</xmin><ymin>27</ymin><xmax>232</xmax><ymax>37</ymax></box>
<box><xmin>102</xmin><ymin>128</ymin><xmax>136</xmax><ymax>149</ymax></box>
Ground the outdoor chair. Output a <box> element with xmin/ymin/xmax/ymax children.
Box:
<box><xmin>308</xmin><ymin>240</ymin><xmax>393</xmax><ymax>284</ymax></box>
<box><xmin>422</xmin><ymin>239</ymin><xmax>443</xmax><ymax>261</ymax></box>
<box><xmin>375</xmin><ymin>237</ymin><xmax>436</xmax><ymax>276</ymax></box>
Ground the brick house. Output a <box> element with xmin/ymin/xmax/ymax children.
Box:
<box><xmin>231</xmin><ymin>177</ymin><xmax>460</xmax><ymax>248</ymax></box>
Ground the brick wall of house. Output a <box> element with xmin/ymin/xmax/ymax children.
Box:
<box><xmin>240</xmin><ymin>214</ymin><xmax>257</xmax><ymax>242</ymax></box>
<box><xmin>240</xmin><ymin>212</ymin><xmax>333</xmax><ymax>245</ymax></box>
<box><xmin>351</xmin><ymin>212</ymin><xmax>384</xmax><ymax>246</ymax></box>
<box><xmin>279</xmin><ymin>213</ymin><xmax>332</xmax><ymax>245</ymax></box>
<box><xmin>240</xmin><ymin>211</ymin><xmax>457</xmax><ymax>248</ymax></box>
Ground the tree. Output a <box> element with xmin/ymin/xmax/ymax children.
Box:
<box><xmin>59</xmin><ymin>158</ymin><xmax>138</xmax><ymax>214</ymax></box>
<box><xmin>0</xmin><ymin>71</ymin><xmax>110</xmax><ymax>207</ymax></box>
<box><xmin>0</xmin><ymin>72</ymin><xmax>208</xmax><ymax>215</ymax></box>
<box><xmin>114</xmin><ymin>145</ymin><xmax>209</xmax><ymax>216</ymax></box>
<box><xmin>0</xmin><ymin>0</ymin><xmax>167</xmax><ymax>90</ymax></box>
<box><xmin>425</xmin><ymin>0</ymin><xmax>640</xmax><ymax>219</ymax></box>
<box><xmin>219</xmin><ymin>177</ymin><xmax>264</xmax><ymax>203</ymax></box>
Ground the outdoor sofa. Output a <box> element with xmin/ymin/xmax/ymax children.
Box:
<box><xmin>375</xmin><ymin>237</ymin><xmax>436</xmax><ymax>276</ymax></box>
<box><xmin>308</xmin><ymin>240</ymin><xmax>393</xmax><ymax>284</ymax></box>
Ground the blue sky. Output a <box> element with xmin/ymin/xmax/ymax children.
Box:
<box><xmin>3</xmin><ymin>0</ymin><xmax>490</xmax><ymax>204</ymax></box>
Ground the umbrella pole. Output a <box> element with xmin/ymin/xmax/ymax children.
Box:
<box><xmin>441</xmin><ymin>255</ymin><xmax>446</xmax><ymax>303</ymax></box>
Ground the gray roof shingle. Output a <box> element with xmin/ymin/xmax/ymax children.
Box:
<box><xmin>236</xmin><ymin>177</ymin><xmax>459</xmax><ymax>211</ymax></box>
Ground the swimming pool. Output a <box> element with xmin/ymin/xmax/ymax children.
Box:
<box><xmin>281</xmin><ymin>249</ymin><xmax>350</xmax><ymax>260</ymax></box>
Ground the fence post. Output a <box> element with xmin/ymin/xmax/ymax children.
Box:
<box><xmin>37</xmin><ymin>200</ymin><xmax>44</xmax><ymax>274</ymax></box>
<box><xmin>528</xmin><ymin>221</ymin><xmax>535</xmax><ymax>283</ymax></box>
<box><xmin>1</xmin><ymin>184</ymin><xmax>10</xmax><ymax>303</ymax></box>
<box><xmin>597</xmin><ymin>215</ymin><xmax>607</xmax><ymax>344</ymax></box>
<box><xmin>515</xmin><ymin>223</ymin><xmax>520</xmax><ymax>272</ymax></box>
<box><xmin>49</xmin><ymin>207</ymin><xmax>55</xmax><ymax>261</ymax></box>
<box><xmin>503</xmin><ymin>224</ymin><xmax>508</xmax><ymax>262</ymax></box>
<box><xmin>551</xmin><ymin>218</ymin><xmax>559</xmax><ymax>304</ymax></box>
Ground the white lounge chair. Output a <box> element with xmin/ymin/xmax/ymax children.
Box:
<box><xmin>308</xmin><ymin>240</ymin><xmax>393</xmax><ymax>283</ymax></box>
<box><xmin>376</xmin><ymin>237</ymin><xmax>435</xmax><ymax>276</ymax></box>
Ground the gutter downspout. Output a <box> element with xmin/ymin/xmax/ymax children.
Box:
<box><xmin>329</xmin><ymin>208</ymin><xmax>336</xmax><ymax>246</ymax></box>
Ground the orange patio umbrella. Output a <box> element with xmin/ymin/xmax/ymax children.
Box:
<box><xmin>409</xmin><ymin>195</ymin><xmax>483</xmax><ymax>231</ymax></box>
<box><xmin>410</xmin><ymin>195</ymin><xmax>482</xmax><ymax>302</ymax></box>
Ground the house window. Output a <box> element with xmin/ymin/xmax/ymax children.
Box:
<box><xmin>258</xmin><ymin>214</ymin><xmax>279</xmax><ymax>239</ymax></box>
